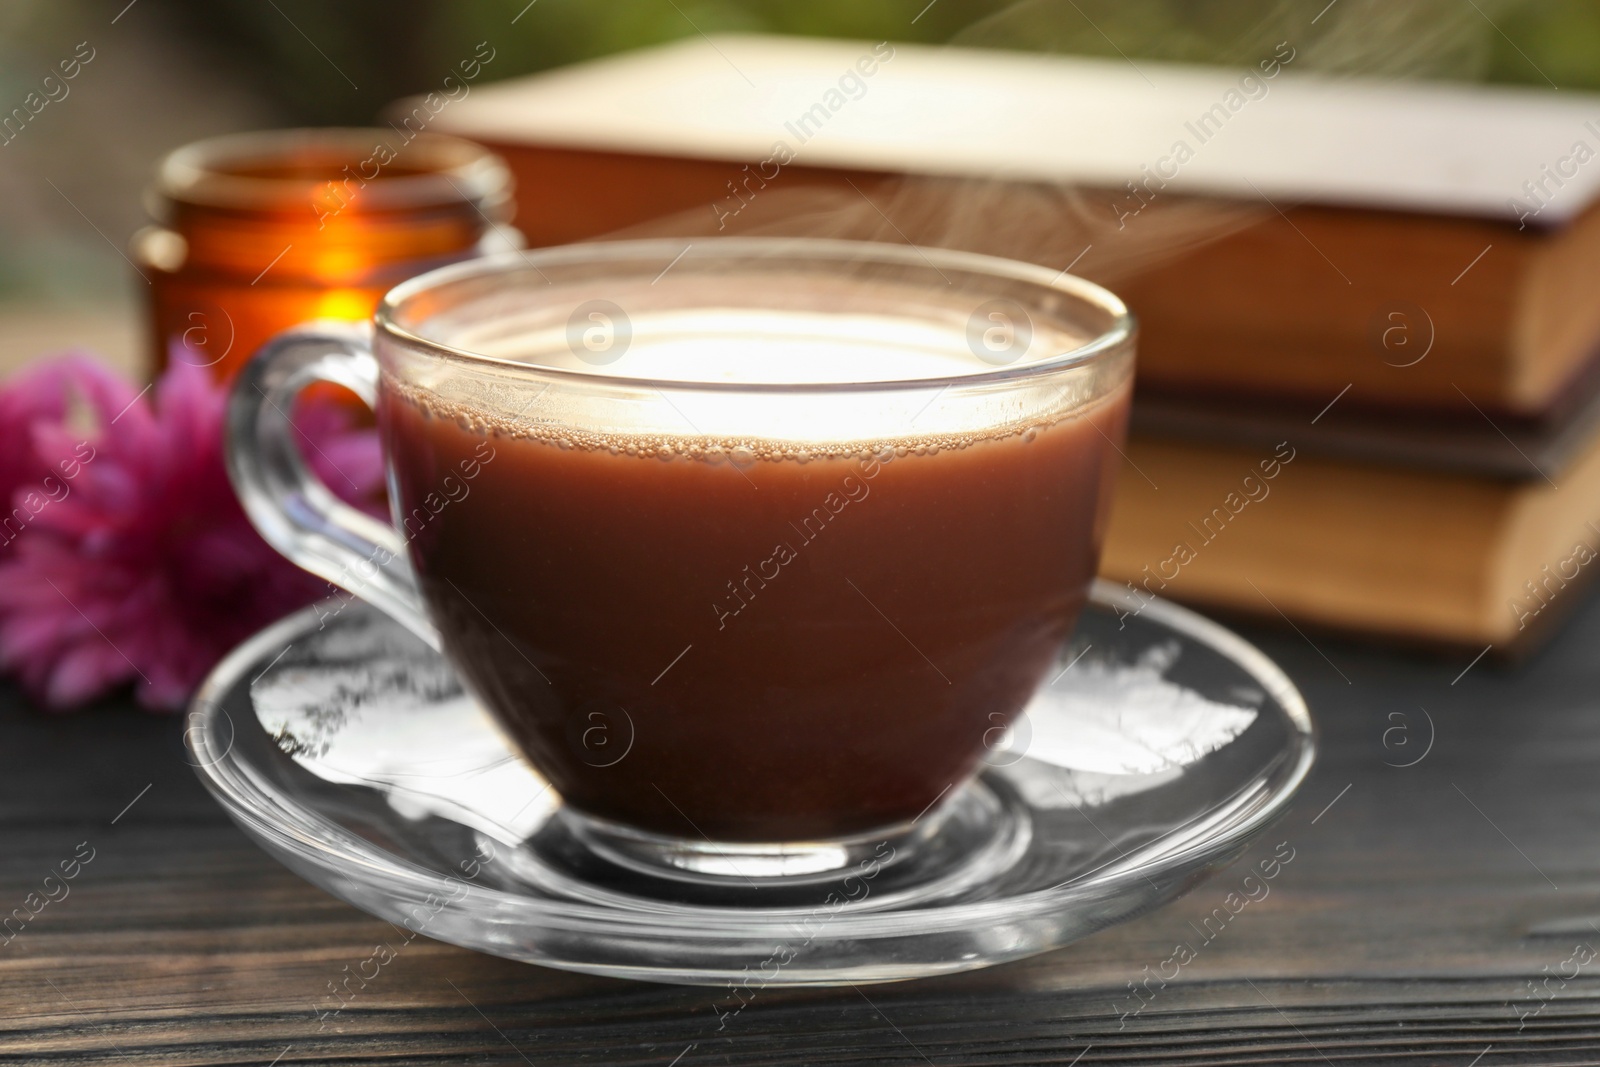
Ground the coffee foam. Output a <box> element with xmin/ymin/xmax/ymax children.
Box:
<box><xmin>390</xmin><ymin>299</ymin><xmax>1126</xmax><ymax>459</ymax></box>
<box><xmin>386</xmin><ymin>371</ymin><xmax>1129</xmax><ymax>466</ymax></box>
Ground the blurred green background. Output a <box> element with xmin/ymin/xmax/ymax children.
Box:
<box><xmin>105</xmin><ymin>0</ymin><xmax>1600</xmax><ymax>121</ymax></box>
<box><xmin>0</xmin><ymin>0</ymin><xmax>1593</xmax><ymax>315</ymax></box>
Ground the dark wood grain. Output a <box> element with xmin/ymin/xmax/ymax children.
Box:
<box><xmin>5</xmin><ymin>591</ymin><xmax>1600</xmax><ymax>1065</ymax></box>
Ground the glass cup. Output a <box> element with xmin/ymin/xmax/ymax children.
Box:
<box><xmin>226</xmin><ymin>237</ymin><xmax>1134</xmax><ymax>886</ymax></box>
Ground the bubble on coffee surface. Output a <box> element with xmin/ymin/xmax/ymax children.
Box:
<box><xmin>391</xmin><ymin>381</ymin><xmax>1126</xmax><ymax>465</ymax></box>
<box><xmin>393</xmin><ymin>305</ymin><xmax>1123</xmax><ymax>461</ymax></box>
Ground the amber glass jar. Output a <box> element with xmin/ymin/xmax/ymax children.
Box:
<box><xmin>133</xmin><ymin>128</ymin><xmax>516</xmax><ymax>381</ymax></box>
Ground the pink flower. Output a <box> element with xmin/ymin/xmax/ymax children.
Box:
<box><xmin>0</xmin><ymin>353</ymin><xmax>137</xmax><ymax>560</ymax></box>
<box><xmin>0</xmin><ymin>355</ymin><xmax>383</xmax><ymax>711</ymax></box>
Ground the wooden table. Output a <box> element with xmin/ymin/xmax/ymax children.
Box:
<box><xmin>5</xmin><ymin>591</ymin><xmax>1600</xmax><ymax>1066</ymax></box>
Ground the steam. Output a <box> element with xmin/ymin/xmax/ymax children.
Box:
<box><xmin>609</xmin><ymin>0</ymin><xmax>1493</xmax><ymax>286</ymax></box>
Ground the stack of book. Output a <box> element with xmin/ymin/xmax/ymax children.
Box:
<box><xmin>422</xmin><ymin>35</ymin><xmax>1600</xmax><ymax>653</ymax></box>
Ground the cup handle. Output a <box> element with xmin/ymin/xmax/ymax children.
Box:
<box><xmin>225</xmin><ymin>322</ymin><xmax>441</xmax><ymax>651</ymax></box>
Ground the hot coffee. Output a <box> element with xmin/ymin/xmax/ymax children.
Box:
<box><xmin>380</xmin><ymin>306</ymin><xmax>1130</xmax><ymax>841</ymax></box>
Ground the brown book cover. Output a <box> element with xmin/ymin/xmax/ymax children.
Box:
<box><xmin>1130</xmin><ymin>350</ymin><xmax>1600</xmax><ymax>482</ymax></box>
<box><xmin>1099</xmin><ymin>431</ymin><xmax>1600</xmax><ymax>652</ymax></box>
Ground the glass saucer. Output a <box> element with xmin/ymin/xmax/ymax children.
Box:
<box><xmin>185</xmin><ymin>581</ymin><xmax>1314</xmax><ymax>986</ymax></box>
